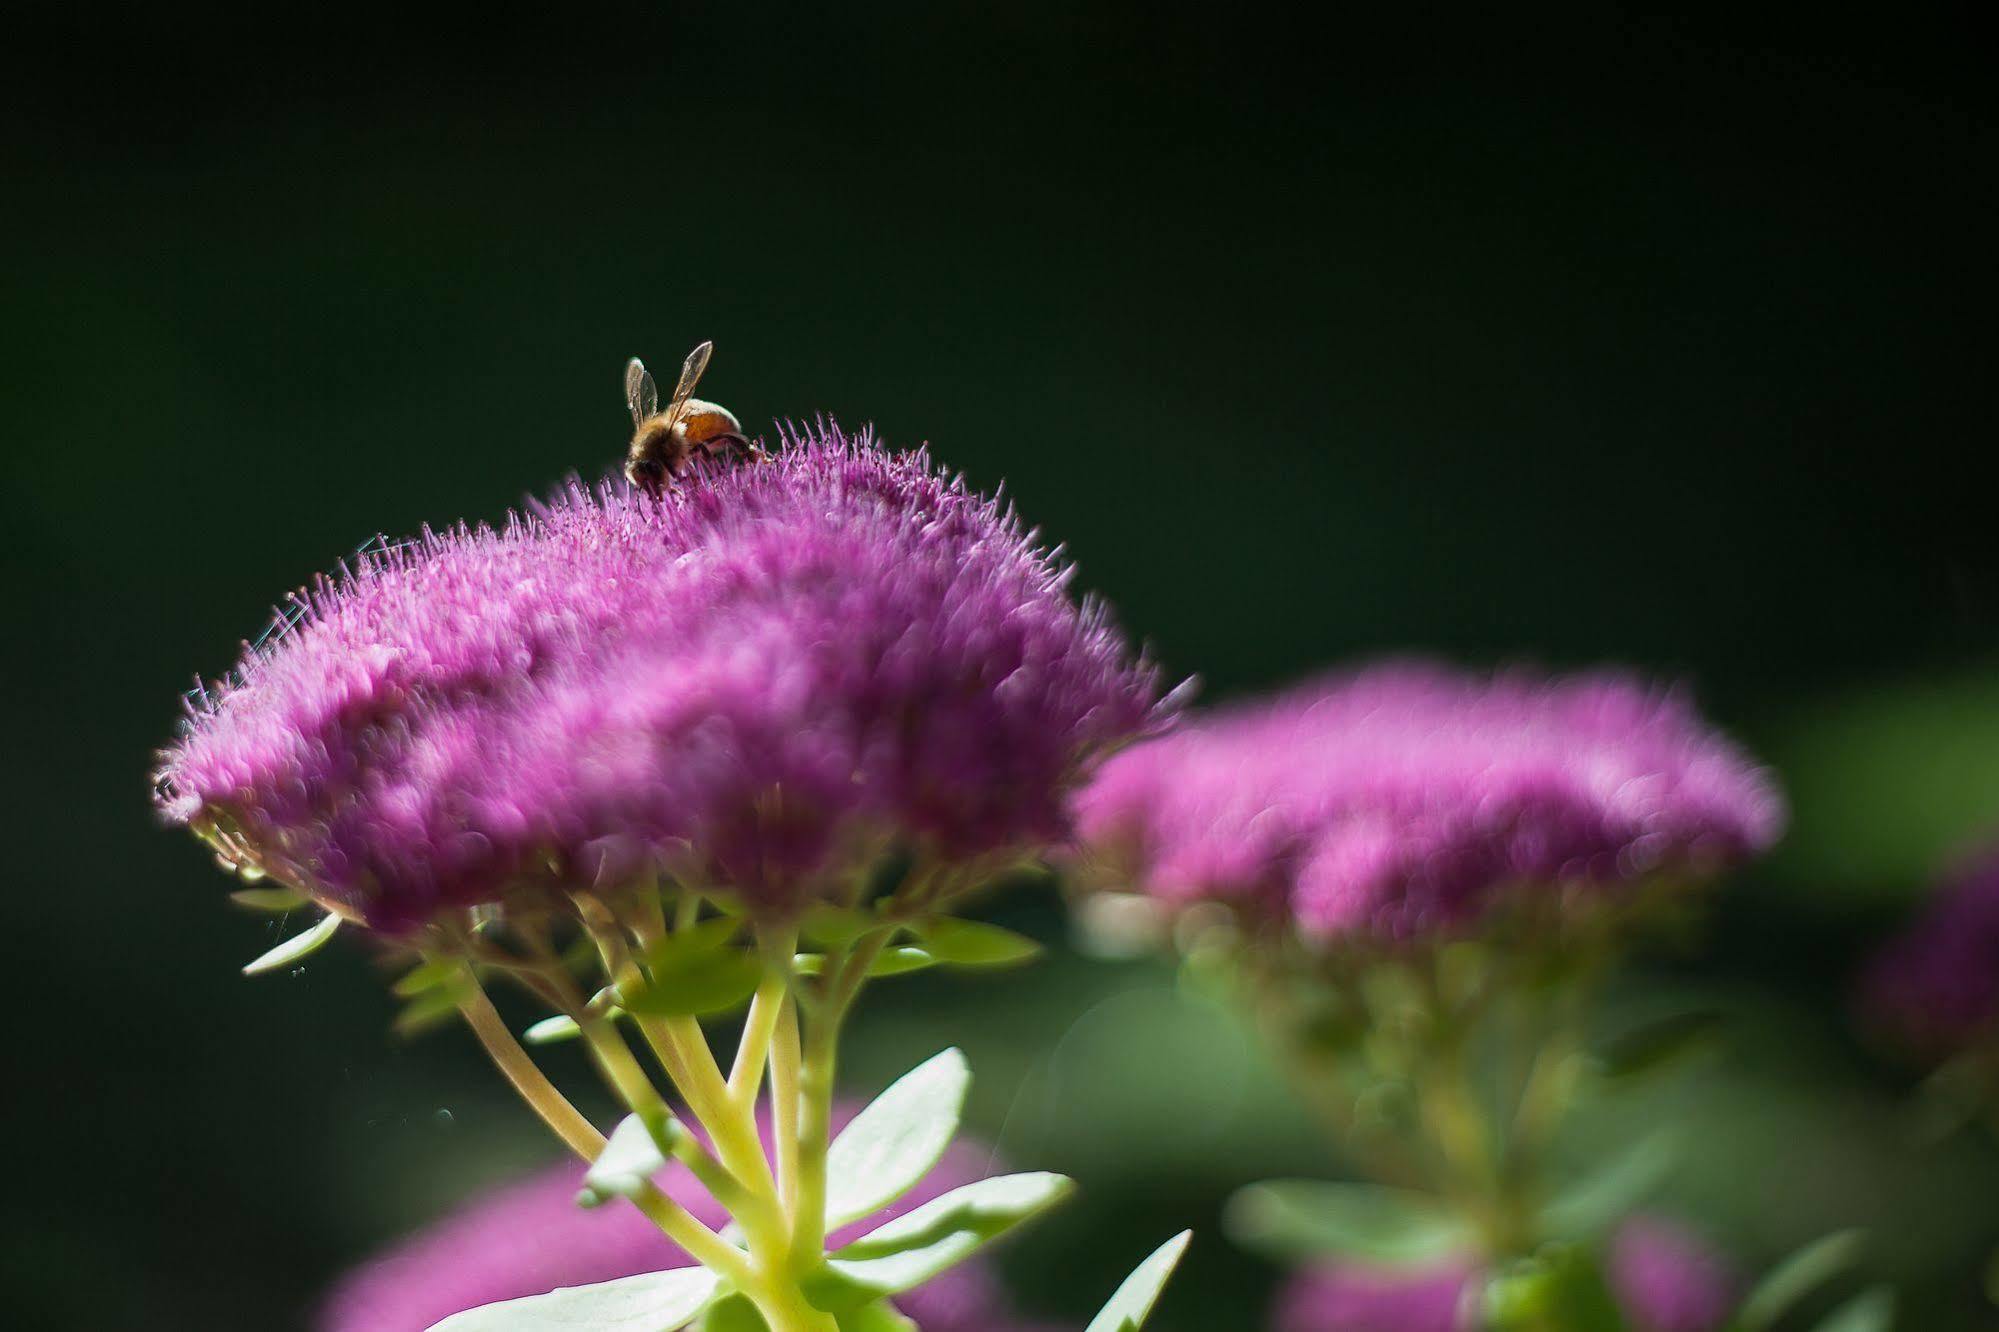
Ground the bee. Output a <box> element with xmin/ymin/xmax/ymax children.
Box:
<box><xmin>623</xmin><ymin>341</ymin><xmax>762</xmax><ymax>497</ymax></box>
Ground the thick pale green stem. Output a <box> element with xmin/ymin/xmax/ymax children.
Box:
<box><xmin>790</xmin><ymin>930</ymin><xmax>889</xmax><ymax>1264</ymax></box>
<box><xmin>731</xmin><ymin>930</ymin><xmax>796</xmax><ymax>1104</ymax></box>
<box><xmin>455</xmin><ymin>982</ymin><xmax>751</xmax><ymax>1285</ymax></box>
<box><xmin>791</xmin><ymin>1014</ymin><xmax>840</xmax><ymax>1264</ymax></box>
<box><xmin>456</xmin><ymin>983</ymin><xmax>605</xmax><ymax>1162</ymax></box>
<box><xmin>771</xmin><ymin>992</ymin><xmax>803</xmax><ymax>1210</ymax></box>
<box><xmin>456</xmin><ymin>893</ymin><xmax>873</xmax><ymax>1332</ymax></box>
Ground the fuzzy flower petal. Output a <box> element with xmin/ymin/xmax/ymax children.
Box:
<box><xmin>1073</xmin><ymin>661</ymin><xmax>1783</xmax><ymax>938</ymax></box>
<box><xmin>158</xmin><ymin>428</ymin><xmax>1161</xmax><ymax>931</ymax></box>
<box><xmin>320</xmin><ymin>1119</ymin><xmax>1059</xmax><ymax>1332</ymax></box>
<box><xmin>1861</xmin><ymin>838</ymin><xmax>1999</xmax><ymax>1056</ymax></box>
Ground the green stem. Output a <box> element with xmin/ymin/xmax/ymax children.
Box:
<box><xmin>771</xmin><ymin>991</ymin><xmax>803</xmax><ymax>1211</ymax></box>
<box><xmin>455</xmin><ymin>982</ymin><xmax>606</xmax><ymax>1162</ymax></box>
<box><xmin>731</xmin><ymin>929</ymin><xmax>796</xmax><ymax>1104</ymax></box>
<box><xmin>790</xmin><ymin>1001</ymin><xmax>841</xmax><ymax>1264</ymax></box>
<box><xmin>790</xmin><ymin>928</ymin><xmax>889</xmax><ymax>1265</ymax></box>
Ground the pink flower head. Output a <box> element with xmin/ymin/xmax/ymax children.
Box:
<box><xmin>321</xmin><ymin>1120</ymin><xmax>1061</xmax><ymax>1332</ymax></box>
<box><xmin>157</xmin><ymin>428</ymin><xmax>1162</xmax><ymax>932</ymax></box>
<box><xmin>1073</xmin><ymin>661</ymin><xmax>1783</xmax><ymax>939</ymax></box>
<box><xmin>1273</xmin><ymin>1258</ymin><xmax>1475</xmax><ymax>1332</ymax></box>
<box><xmin>1607</xmin><ymin>1216</ymin><xmax>1738</xmax><ymax>1332</ymax></box>
<box><xmin>1275</xmin><ymin>1217</ymin><xmax>1734</xmax><ymax>1332</ymax></box>
<box><xmin>1862</xmin><ymin>838</ymin><xmax>1999</xmax><ymax>1056</ymax></box>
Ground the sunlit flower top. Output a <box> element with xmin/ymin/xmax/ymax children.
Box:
<box><xmin>1274</xmin><ymin>1217</ymin><xmax>1735</xmax><ymax>1332</ymax></box>
<box><xmin>321</xmin><ymin>1129</ymin><xmax>1065</xmax><ymax>1332</ymax></box>
<box><xmin>1073</xmin><ymin>661</ymin><xmax>1783</xmax><ymax>938</ymax></box>
<box><xmin>157</xmin><ymin>428</ymin><xmax>1162</xmax><ymax>932</ymax></box>
<box><xmin>1862</xmin><ymin>839</ymin><xmax>1999</xmax><ymax>1055</ymax></box>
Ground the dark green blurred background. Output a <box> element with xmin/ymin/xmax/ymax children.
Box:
<box><xmin>4</xmin><ymin>4</ymin><xmax>1996</xmax><ymax>1328</ymax></box>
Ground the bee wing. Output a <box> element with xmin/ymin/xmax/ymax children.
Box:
<box><xmin>625</xmin><ymin>357</ymin><xmax>658</xmax><ymax>428</ymax></box>
<box><xmin>657</xmin><ymin>340</ymin><xmax>713</xmax><ymax>436</ymax></box>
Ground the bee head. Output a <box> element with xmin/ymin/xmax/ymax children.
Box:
<box><xmin>626</xmin><ymin>454</ymin><xmax>670</xmax><ymax>498</ymax></box>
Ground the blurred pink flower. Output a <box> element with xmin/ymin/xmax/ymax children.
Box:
<box><xmin>1074</xmin><ymin>660</ymin><xmax>1783</xmax><ymax>938</ymax></box>
<box><xmin>1862</xmin><ymin>838</ymin><xmax>1999</xmax><ymax>1057</ymax></box>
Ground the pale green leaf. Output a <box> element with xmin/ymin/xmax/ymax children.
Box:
<box><xmin>809</xmin><ymin>1172</ymin><xmax>1074</xmax><ymax>1306</ymax></box>
<box><xmin>1739</xmin><ymin>1230</ymin><xmax>1868</xmax><ymax>1331</ymax></box>
<box><xmin>426</xmin><ymin>1265</ymin><xmax>719</xmax><ymax>1331</ymax></box>
<box><xmin>1225</xmin><ymin>1180</ymin><xmax>1468</xmax><ymax>1265</ymax></box>
<box><xmin>229</xmin><ymin>887</ymin><xmax>310</xmax><ymax>912</ymax></box>
<box><xmin>1540</xmin><ymin>1133</ymin><xmax>1675</xmax><ymax>1240</ymax></box>
<box><xmin>621</xmin><ymin>940</ymin><xmax>762</xmax><ymax>1017</ymax></box>
<box><xmin>1084</xmin><ymin>1230</ymin><xmax>1192</xmax><ymax>1332</ymax></box>
<box><xmin>868</xmin><ymin>947</ymin><xmax>937</xmax><ymax>977</ymax></box>
<box><xmin>792</xmin><ymin>948</ymin><xmax>937</xmax><ymax>980</ymax></box>
<box><xmin>836</xmin><ymin>1302</ymin><xmax>915</xmax><ymax>1332</ymax></box>
<box><xmin>242</xmin><ymin>913</ymin><xmax>342</xmax><ymax>976</ymax></box>
<box><xmin>585</xmin><ymin>1114</ymin><xmax>670</xmax><ymax>1200</ymax></box>
<box><xmin>524</xmin><ymin>1015</ymin><xmax>584</xmax><ymax>1045</ymax></box>
<box><xmin>1812</xmin><ymin>1286</ymin><xmax>1895</xmax><ymax>1332</ymax></box>
<box><xmin>1595</xmin><ymin>1010</ymin><xmax>1725</xmax><ymax>1083</ymax></box>
<box><xmin>800</xmin><ymin>906</ymin><xmax>878</xmax><ymax>948</ymax></box>
<box><xmin>825</xmin><ymin>1048</ymin><xmax>970</xmax><ymax>1229</ymax></box>
<box><xmin>695</xmin><ymin>1293</ymin><xmax>767</xmax><ymax>1332</ymax></box>
<box><xmin>393</xmin><ymin>981</ymin><xmax>473</xmax><ymax>1039</ymax></box>
<box><xmin>393</xmin><ymin>958</ymin><xmax>467</xmax><ymax>998</ymax></box>
<box><xmin>913</xmin><ymin>918</ymin><xmax>1042</xmax><ymax>967</ymax></box>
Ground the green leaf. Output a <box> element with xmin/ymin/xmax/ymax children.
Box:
<box><xmin>825</xmin><ymin>1048</ymin><xmax>971</xmax><ymax>1229</ymax></box>
<box><xmin>392</xmin><ymin>980</ymin><xmax>473</xmax><ymax>1039</ymax></box>
<box><xmin>673</xmin><ymin>915</ymin><xmax>746</xmax><ymax>953</ymax></box>
<box><xmin>242</xmin><ymin>912</ymin><xmax>343</xmax><ymax>976</ymax></box>
<box><xmin>392</xmin><ymin>957</ymin><xmax>467</xmax><ymax>998</ymax></box>
<box><xmin>800</xmin><ymin>906</ymin><xmax>878</xmax><ymax>948</ymax></box>
<box><xmin>426</xmin><ymin>1265</ymin><xmax>720</xmax><ymax>1331</ymax></box>
<box><xmin>1812</xmin><ymin>1286</ymin><xmax>1895</xmax><ymax>1332</ymax></box>
<box><xmin>912</xmin><ymin>918</ymin><xmax>1043</xmax><ymax>967</ymax></box>
<box><xmin>695</xmin><ymin>1293</ymin><xmax>768</xmax><ymax>1332</ymax></box>
<box><xmin>1540</xmin><ymin>1133</ymin><xmax>1675</xmax><ymax>1240</ymax></box>
<box><xmin>807</xmin><ymin>1172</ymin><xmax>1074</xmax><ymax>1308</ymax></box>
<box><xmin>585</xmin><ymin>1114</ymin><xmax>673</xmax><ymax>1201</ymax></box>
<box><xmin>622</xmin><ymin>935</ymin><xmax>763</xmax><ymax>1017</ymax></box>
<box><xmin>1084</xmin><ymin>1230</ymin><xmax>1192</xmax><ymax>1332</ymax></box>
<box><xmin>228</xmin><ymin>886</ymin><xmax>310</xmax><ymax>912</ymax></box>
<box><xmin>836</xmin><ymin>1302</ymin><xmax>915</xmax><ymax>1332</ymax></box>
<box><xmin>868</xmin><ymin>947</ymin><xmax>938</xmax><ymax>977</ymax></box>
<box><xmin>1739</xmin><ymin>1230</ymin><xmax>1868</xmax><ymax>1331</ymax></box>
<box><xmin>1225</xmin><ymin>1180</ymin><xmax>1469</xmax><ymax>1265</ymax></box>
<box><xmin>1596</xmin><ymin>1009</ymin><xmax>1725</xmax><ymax>1083</ymax></box>
<box><xmin>794</xmin><ymin>947</ymin><xmax>938</xmax><ymax>979</ymax></box>
<box><xmin>524</xmin><ymin>1015</ymin><xmax>584</xmax><ymax>1045</ymax></box>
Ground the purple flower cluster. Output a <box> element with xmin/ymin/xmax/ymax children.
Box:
<box><xmin>157</xmin><ymin>429</ymin><xmax>1161</xmax><ymax>932</ymax></box>
<box><xmin>1862</xmin><ymin>838</ymin><xmax>1999</xmax><ymax>1056</ymax></box>
<box><xmin>322</xmin><ymin>1124</ymin><xmax>1066</xmax><ymax>1332</ymax></box>
<box><xmin>1073</xmin><ymin>661</ymin><xmax>1783</xmax><ymax>938</ymax></box>
<box><xmin>1274</xmin><ymin>1217</ymin><xmax>1735</xmax><ymax>1332</ymax></box>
